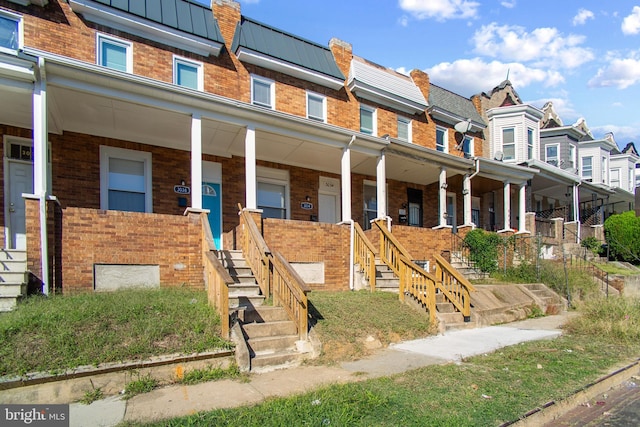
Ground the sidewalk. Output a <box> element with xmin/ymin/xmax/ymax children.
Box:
<box><xmin>70</xmin><ymin>313</ymin><xmax>576</xmax><ymax>427</ymax></box>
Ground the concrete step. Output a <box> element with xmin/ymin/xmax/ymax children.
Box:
<box><xmin>243</xmin><ymin>320</ymin><xmax>297</xmax><ymax>338</ymax></box>
<box><xmin>0</xmin><ymin>283</ymin><xmax>27</xmax><ymax>297</ymax></box>
<box><xmin>242</xmin><ymin>306</ymin><xmax>291</xmax><ymax>323</ymax></box>
<box><xmin>0</xmin><ymin>249</ymin><xmax>26</xmax><ymax>262</ymax></box>
<box><xmin>250</xmin><ymin>350</ymin><xmax>304</xmax><ymax>373</ymax></box>
<box><xmin>247</xmin><ymin>334</ymin><xmax>298</xmax><ymax>353</ymax></box>
<box><xmin>0</xmin><ymin>296</ymin><xmax>19</xmax><ymax>312</ymax></box>
<box><xmin>436</xmin><ymin>301</ymin><xmax>455</xmax><ymax>313</ymax></box>
<box><xmin>0</xmin><ymin>259</ymin><xmax>27</xmax><ymax>272</ymax></box>
<box><xmin>437</xmin><ymin>311</ymin><xmax>464</xmax><ymax>324</ymax></box>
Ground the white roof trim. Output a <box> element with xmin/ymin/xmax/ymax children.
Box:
<box><xmin>428</xmin><ymin>107</ymin><xmax>485</xmax><ymax>132</ymax></box>
<box><xmin>236</xmin><ymin>47</ymin><xmax>344</xmax><ymax>90</ymax></box>
<box><xmin>0</xmin><ymin>54</ymin><xmax>36</xmax><ymax>83</ymax></box>
<box><xmin>68</xmin><ymin>0</ymin><xmax>222</xmax><ymax>57</ymax></box>
<box><xmin>348</xmin><ymin>59</ymin><xmax>427</xmax><ymax>115</ymax></box>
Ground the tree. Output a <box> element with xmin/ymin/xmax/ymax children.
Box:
<box><xmin>603</xmin><ymin>210</ymin><xmax>640</xmax><ymax>263</ymax></box>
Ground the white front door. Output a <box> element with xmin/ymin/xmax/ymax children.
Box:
<box><xmin>6</xmin><ymin>160</ymin><xmax>33</xmax><ymax>249</ymax></box>
<box><xmin>318</xmin><ymin>193</ymin><xmax>338</xmax><ymax>223</ymax></box>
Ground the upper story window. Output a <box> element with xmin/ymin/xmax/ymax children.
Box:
<box><xmin>360</xmin><ymin>105</ymin><xmax>376</xmax><ymax>135</ymax></box>
<box><xmin>502</xmin><ymin>128</ymin><xmax>515</xmax><ymax>160</ymax></box>
<box><xmin>527</xmin><ymin>128</ymin><xmax>534</xmax><ymax>159</ymax></box>
<box><xmin>0</xmin><ymin>9</ymin><xmax>22</xmax><ymax>54</ymax></box>
<box><xmin>630</xmin><ymin>168</ymin><xmax>635</xmax><ymax>191</ymax></box>
<box><xmin>582</xmin><ymin>156</ymin><xmax>593</xmax><ymax>180</ymax></box>
<box><xmin>97</xmin><ymin>34</ymin><xmax>132</xmax><ymax>73</ymax></box>
<box><xmin>610</xmin><ymin>169</ymin><xmax>620</xmax><ymax>188</ymax></box>
<box><xmin>251</xmin><ymin>75</ymin><xmax>275</xmax><ymax>109</ymax></box>
<box><xmin>545</xmin><ymin>144</ymin><xmax>559</xmax><ymax>167</ymax></box>
<box><xmin>462</xmin><ymin>136</ymin><xmax>473</xmax><ymax>158</ymax></box>
<box><xmin>602</xmin><ymin>156</ymin><xmax>607</xmax><ymax>183</ymax></box>
<box><xmin>173</xmin><ymin>56</ymin><xmax>203</xmax><ymax>91</ymax></box>
<box><xmin>307</xmin><ymin>92</ymin><xmax>326</xmax><ymax>122</ymax></box>
<box><xmin>397</xmin><ymin>116</ymin><xmax>411</xmax><ymax>142</ymax></box>
<box><xmin>436</xmin><ymin>126</ymin><xmax>447</xmax><ymax>152</ymax></box>
<box><xmin>568</xmin><ymin>145</ymin><xmax>576</xmax><ymax>170</ymax></box>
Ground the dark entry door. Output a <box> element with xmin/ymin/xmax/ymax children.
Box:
<box><xmin>407</xmin><ymin>188</ymin><xmax>423</xmax><ymax>227</ymax></box>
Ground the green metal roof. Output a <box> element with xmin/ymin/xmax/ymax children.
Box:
<box><xmin>231</xmin><ymin>17</ymin><xmax>344</xmax><ymax>80</ymax></box>
<box><xmin>92</xmin><ymin>0</ymin><xmax>224</xmax><ymax>43</ymax></box>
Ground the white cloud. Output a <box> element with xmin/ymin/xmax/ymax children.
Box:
<box><xmin>398</xmin><ymin>15</ymin><xmax>409</xmax><ymax>27</ymax></box>
<box><xmin>572</xmin><ymin>9</ymin><xmax>594</xmax><ymax>26</ymax></box>
<box><xmin>622</xmin><ymin>6</ymin><xmax>640</xmax><ymax>35</ymax></box>
<box><xmin>472</xmin><ymin>23</ymin><xmax>594</xmax><ymax>69</ymax></box>
<box><xmin>588</xmin><ymin>57</ymin><xmax>640</xmax><ymax>89</ymax></box>
<box><xmin>398</xmin><ymin>0</ymin><xmax>480</xmax><ymax>21</ymax></box>
<box><xmin>590</xmin><ymin>124</ymin><xmax>640</xmax><ymax>144</ymax></box>
<box><xmin>425</xmin><ymin>58</ymin><xmax>564</xmax><ymax>97</ymax></box>
<box><xmin>501</xmin><ymin>1</ymin><xmax>516</xmax><ymax>8</ymax></box>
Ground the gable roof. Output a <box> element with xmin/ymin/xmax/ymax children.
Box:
<box><xmin>69</xmin><ymin>0</ymin><xmax>224</xmax><ymax>56</ymax></box>
<box><xmin>231</xmin><ymin>16</ymin><xmax>345</xmax><ymax>89</ymax></box>
<box><xmin>428</xmin><ymin>84</ymin><xmax>485</xmax><ymax>131</ymax></box>
<box><xmin>347</xmin><ymin>56</ymin><xmax>428</xmax><ymax>115</ymax></box>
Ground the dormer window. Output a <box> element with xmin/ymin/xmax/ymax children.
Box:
<box><xmin>527</xmin><ymin>128</ymin><xmax>534</xmax><ymax>159</ymax></box>
<box><xmin>0</xmin><ymin>10</ymin><xmax>22</xmax><ymax>54</ymax></box>
<box><xmin>545</xmin><ymin>144</ymin><xmax>559</xmax><ymax>167</ymax></box>
<box><xmin>582</xmin><ymin>156</ymin><xmax>593</xmax><ymax>180</ymax></box>
<box><xmin>503</xmin><ymin>128</ymin><xmax>515</xmax><ymax>160</ymax></box>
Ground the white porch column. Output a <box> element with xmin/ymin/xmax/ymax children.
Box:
<box><xmin>463</xmin><ymin>173</ymin><xmax>472</xmax><ymax>226</ymax></box>
<box><xmin>341</xmin><ymin>145</ymin><xmax>352</xmax><ymax>222</ymax></box>
<box><xmin>573</xmin><ymin>184</ymin><xmax>580</xmax><ymax>222</ymax></box>
<box><xmin>518</xmin><ymin>182</ymin><xmax>527</xmax><ymax>233</ymax></box>
<box><xmin>502</xmin><ymin>181</ymin><xmax>511</xmax><ymax>231</ymax></box>
<box><xmin>34</xmin><ymin>58</ymin><xmax>49</xmax><ymax>295</ymax></box>
<box><xmin>376</xmin><ymin>151</ymin><xmax>386</xmax><ymax>218</ymax></box>
<box><xmin>190</xmin><ymin>113</ymin><xmax>202</xmax><ymax>209</ymax></box>
<box><xmin>438</xmin><ymin>167</ymin><xmax>447</xmax><ymax>227</ymax></box>
<box><xmin>245</xmin><ymin>125</ymin><xmax>257</xmax><ymax>210</ymax></box>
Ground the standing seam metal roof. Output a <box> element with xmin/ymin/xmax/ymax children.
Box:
<box><xmin>93</xmin><ymin>0</ymin><xmax>224</xmax><ymax>43</ymax></box>
<box><xmin>429</xmin><ymin>84</ymin><xmax>484</xmax><ymax>124</ymax></box>
<box><xmin>231</xmin><ymin>17</ymin><xmax>344</xmax><ymax>80</ymax></box>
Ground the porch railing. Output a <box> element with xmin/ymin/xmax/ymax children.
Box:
<box><xmin>202</xmin><ymin>218</ymin><xmax>233</xmax><ymax>339</ymax></box>
<box><xmin>353</xmin><ymin>221</ymin><xmax>378</xmax><ymax>291</ymax></box>
<box><xmin>536</xmin><ymin>206</ymin><xmax>569</xmax><ymax>221</ymax></box>
<box><xmin>372</xmin><ymin>219</ymin><xmax>475</xmax><ymax>323</ymax></box>
<box><xmin>238</xmin><ymin>205</ymin><xmax>310</xmax><ymax>341</ymax></box>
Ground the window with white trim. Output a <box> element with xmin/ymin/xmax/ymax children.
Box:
<box><xmin>582</xmin><ymin>156</ymin><xmax>593</xmax><ymax>180</ymax></box>
<box><xmin>502</xmin><ymin>128</ymin><xmax>515</xmax><ymax>160</ymax></box>
<box><xmin>527</xmin><ymin>128</ymin><xmax>534</xmax><ymax>159</ymax></box>
<box><xmin>257</xmin><ymin>167</ymin><xmax>289</xmax><ymax>219</ymax></box>
<box><xmin>307</xmin><ymin>92</ymin><xmax>326</xmax><ymax>122</ymax></box>
<box><xmin>545</xmin><ymin>144</ymin><xmax>559</xmax><ymax>167</ymax></box>
<box><xmin>0</xmin><ymin>9</ymin><xmax>22</xmax><ymax>53</ymax></box>
<box><xmin>610</xmin><ymin>168</ymin><xmax>620</xmax><ymax>188</ymax></box>
<box><xmin>397</xmin><ymin>116</ymin><xmax>411</xmax><ymax>142</ymax></box>
<box><xmin>602</xmin><ymin>156</ymin><xmax>607</xmax><ymax>183</ymax></box>
<box><xmin>251</xmin><ymin>75</ymin><xmax>275</xmax><ymax>109</ymax></box>
<box><xmin>630</xmin><ymin>168</ymin><xmax>635</xmax><ymax>191</ymax></box>
<box><xmin>436</xmin><ymin>126</ymin><xmax>447</xmax><ymax>152</ymax></box>
<box><xmin>100</xmin><ymin>146</ymin><xmax>152</xmax><ymax>213</ymax></box>
<box><xmin>462</xmin><ymin>135</ymin><xmax>473</xmax><ymax>158</ymax></box>
<box><xmin>97</xmin><ymin>33</ymin><xmax>132</xmax><ymax>73</ymax></box>
<box><xmin>173</xmin><ymin>56</ymin><xmax>203</xmax><ymax>90</ymax></box>
<box><xmin>568</xmin><ymin>144</ymin><xmax>576</xmax><ymax>170</ymax></box>
<box><xmin>360</xmin><ymin>105</ymin><xmax>376</xmax><ymax>135</ymax></box>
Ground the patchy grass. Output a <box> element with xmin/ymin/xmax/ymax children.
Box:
<box><xmin>308</xmin><ymin>290</ymin><xmax>433</xmax><ymax>363</ymax></box>
<box><xmin>123</xmin><ymin>373</ymin><xmax>159</xmax><ymax>400</ymax></box>
<box><xmin>121</xmin><ymin>296</ymin><xmax>640</xmax><ymax>427</ymax></box>
<box><xmin>179</xmin><ymin>364</ymin><xmax>243</xmax><ymax>385</ymax></box>
<box><xmin>0</xmin><ymin>288</ymin><xmax>232</xmax><ymax>377</ymax></box>
<box><xmin>593</xmin><ymin>262</ymin><xmax>640</xmax><ymax>276</ymax></box>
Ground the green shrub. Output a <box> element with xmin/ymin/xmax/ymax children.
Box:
<box><xmin>580</xmin><ymin>236</ymin><xmax>601</xmax><ymax>255</ymax></box>
<box><xmin>604</xmin><ymin>211</ymin><xmax>640</xmax><ymax>263</ymax></box>
<box><xmin>463</xmin><ymin>229</ymin><xmax>501</xmax><ymax>273</ymax></box>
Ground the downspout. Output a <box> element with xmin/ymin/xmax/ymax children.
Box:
<box><xmin>346</xmin><ymin>136</ymin><xmax>356</xmax><ymax>290</ymax></box>
<box><xmin>469</xmin><ymin>157</ymin><xmax>480</xmax><ymax>180</ymax></box>
<box><xmin>575</xmin><ymin>181</ymin><xmax>582</xmax><ymax>242</ymax></box>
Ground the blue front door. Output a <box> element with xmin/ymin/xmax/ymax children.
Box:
<box><xmin>202</xmin><ymin>182</ymin><xmax>222</xmax><ymax>249</ymax></box>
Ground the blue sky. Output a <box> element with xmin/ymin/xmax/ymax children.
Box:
<box><xmin>199</xmin><ymin>1</ymin><xmax>640</xmax><ymax>149</ymax></box>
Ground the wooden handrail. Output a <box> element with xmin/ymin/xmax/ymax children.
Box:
<box><xmin>201</xmin><ymin>217</ymin><xmax>233</xmax><ymax>338</ymax></box>
<box><xmin>271</xmin><ymin>251</ymin><xmax>310</xmax><ymax>340</ymax></box>
<box><xmin>372</xmin><ymin>219</ymin><xmax>475</xmax><ymax>322</ymax></box>
<box><xmin>237</xmin><ymin>205</ymin><xmax>310</xmax><ymax>341</ymax></box>
<box><xmin>353</xmin><ymin>222</ymin><xmax>378</xmax><ymax>291</ymax></box>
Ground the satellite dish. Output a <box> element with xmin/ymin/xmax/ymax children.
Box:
<box><xmin>454</xmin><ymin>120</ymin><xmax>472</xmax><ymax>134</ymax></box>
<box><xmin>494</xmin><ymin>151</ymin><xmax>504</xmax><ymax>161</ymax></box>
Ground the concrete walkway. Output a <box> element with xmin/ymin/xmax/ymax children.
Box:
<box><xmin>71</xmin><ymin>313</ymin><xmax>574</xmax><ymax>427</ymax></box>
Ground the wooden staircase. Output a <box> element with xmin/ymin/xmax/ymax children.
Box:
<box><xmin>219</xmin><ymin>249</ymin><xmax>307</xmax><ymax>372</ymax></box>
<box><xmin>0</xmin><ymin>249</ymin><xmax>28</xmax><ymax>312</ymax></box>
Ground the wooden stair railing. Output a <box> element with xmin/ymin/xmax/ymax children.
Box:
<box><xmin>353</xmin><ymin>222</ymin><xmax>378</xmax><ymax>291</ymax></box>
<box><xmin>202</xmin><ymin>216</ymin><xmax>233</xmax><ymax>338</ymax></box>
<box><xmin>238</xmin><ymin>205</ymin><xmax>310</xmax><ymax>341</ymax></box>
<box><xmin>372</xmin><ymin>219</ymin><xmax>475</xmax><ymax>323</ymax></box>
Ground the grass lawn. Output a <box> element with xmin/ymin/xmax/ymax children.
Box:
<box><xmin>0</xmin><ymin>288</ymin><xmax>232</xmax><ymax>377</ymax></box>
<box><xmin>120</xmin><ymin>296</ymin><xmax>640</xmax><ymax>427</ymax></box>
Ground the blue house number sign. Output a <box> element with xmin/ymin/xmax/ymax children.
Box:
<box><xmin>174</xmin><ymin>185</ymin><xmax>190</xmax><ymax>194</ymax></box>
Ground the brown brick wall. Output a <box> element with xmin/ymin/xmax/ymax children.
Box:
<box><xmin>26</xmin><ymin>205</ymin><xmax>206</xmax><ymax>292</ymax></box>
<box><xmin>262</xmin><ymin>219</ymin><xmax>351</xmax><ymax>291</ymax></box>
